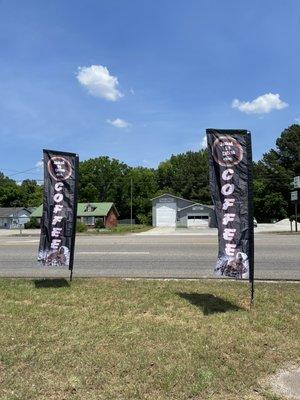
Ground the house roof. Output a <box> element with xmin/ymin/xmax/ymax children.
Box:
<box><xmin>27</xmin><ymin>207</ymin><xmax>37</xmax><ymax>214</ymax></box>
<box><xmin>0</xmin><ymin>207</ymin><xmax>32</xmax><ymax>218</ymax></box>
<box><xmin>31</xmin><ymin>203</ymin><xmax>119</xmax><ymax>218</ymax></box>
<box><xmin>151</xmin><ymin>193</ymin><xmax>214</xmax><ymax>208</ymax></box>
<box><xmin>30</xmin><ymin>205</ymin><xmax>43</xmax><ymax>217</ymax></box>
<box><xmin>77</xmin><ymin>203</ymin><xmax>119</xmax><ymax>217</ymax></box>
<box><xmin>178</xmin><ymin>203</ymin><xmax>214</xmax><ymax>212</ymax></box>
<box><xmin>150</xmin><ymin>193</ymin><xmax>195</xmax><ymax>203</ymax></box>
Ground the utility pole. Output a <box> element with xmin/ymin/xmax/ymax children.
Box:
<box><xmin>291</xmin><ymin>176</ymin><xmax>300</xmax><ymax>233</ymax></box>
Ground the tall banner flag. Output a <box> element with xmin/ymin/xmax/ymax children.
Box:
<box><xmin>206</xmin><ymin>129</ymin><xmax>254</xmax><ymax>286</ymax></box>
<box><xmin>38</xmin><ymin>150</ymin><xmax>79</xmax><ymax>273</ymax></box>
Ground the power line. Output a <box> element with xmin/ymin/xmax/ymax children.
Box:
<box><xmin>0</xmin><ymin>166</ymin><xmax>42</xmax><ymax>181</ymax></box>
<box><xmin>8</xmin><ymin>167</ymin><xmax>41</xmax><ymax>178</ymax></box>
<box><xmin>0</xmin><ymin>168</ymin><xmax>25</xmax><ymax>173</ymax></box>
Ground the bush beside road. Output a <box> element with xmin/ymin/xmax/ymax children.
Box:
<box><xmin>90</xmin><ymin>224</ymin><xmax>152</xmax><ymax>234</ymax></box>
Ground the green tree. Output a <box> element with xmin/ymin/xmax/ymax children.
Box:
<box><xmin>253</xmin><ymin>124</ymin><xmax>300</xmax><ymax>221</ymax></box>
<box><xmin>78</xmin><ymin>156</ymin><xmax>131</xmax><ymax>218</ymax></box>
<box><xmin>0</xmin><ymin>172</ymin><xmax>22</xmax><ymax>206</ymax></box>
<box><xmin>20</xmin><ymin>180</ymin><xmax>43</xmax><ymax>207</ymax></box>
<box><xmin>253</xmin><ymin>178</ymin><xmax>288</xmax><ymax>222</ymax></box>
<box><xmin>157</xmin><ymin>150</ymin><xmax>211</xmax><ymax>204</ymax></box>
<box><xmin>275</xmin><ymin>124</ymin><xmax>300</xmax><ymax>174</ymax></box>
<box><xmin>0</xmin><ymin>173</ymin><xmax>43</xmax><ymax>207</ymax></box>
<box><xmin>125</xmin><ymin>167</ymin><xmax>158</xmax><ymax>224</ymax></box>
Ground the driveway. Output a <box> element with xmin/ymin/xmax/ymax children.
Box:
<box><xmin>136</xmin><ymin>226</ymin><xmax>218</xmax><ymax>235</ymax></box>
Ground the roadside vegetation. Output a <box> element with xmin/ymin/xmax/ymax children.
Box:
<box><xmin>1</xmin><ymin>124</ymin><xmax>299</xmax><ymax>224</ymax></box>
<box><xmin>94</xmin><ymin>224</ymin><xmax>151</xmax><ymax>234</ymax></box>
<box><xmin>0</xmin><ymin>279</ymin><xmax>299</xmax><ymax>400</ymax></box>
<box><xmin>79</xmin><ymin>224</ymin><xmax>152</xmax><ymax>234</ymax></box>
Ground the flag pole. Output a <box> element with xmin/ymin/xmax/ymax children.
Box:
<box><xmin>69</xmin><ymin>154</ymin><xmax>79</xmax><ymax>283</ymax></box>
<box><xmin>250</xmin><ymin>279</ymin><xmax>254</xmax><ymax>304</ymax></box>
<box><xmin>130</xmin><ymin>177</ymin><xmax>133</xmax><ymax>232</ymax></box>
<box><xmin>247</xmin><ymin>131</ymin><xmax>255</xmax><ymax>307</ymax></box>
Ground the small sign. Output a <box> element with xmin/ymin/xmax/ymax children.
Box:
<box><xmin>294</xmin><ymin>176</ymin><xmax>300</xmax><ymax>189</ymax></box>
<box><xmin>291</xmin><ymin>191</ymin><xmax>298</xmax><ymax>201</ymax></box>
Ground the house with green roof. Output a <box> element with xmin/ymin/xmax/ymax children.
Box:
<box><xmin>31</xmin><ymin>202</ymin><xmax>119</xmax><ymax>228</ymax></box>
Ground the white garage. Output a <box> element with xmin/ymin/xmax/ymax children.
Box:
<box><xmin>151</xmin><ymin>193</ymin><xmax>217</xmax><ymax>228</ymax></box>
<box><xmin>155</xmin><ymin>202</ymin><xmax>176</xmax><ymax>227</ymax></box>
<box><xmin>187</xmin><ymin>215</ymin><xmax>209</xmax><ymax>227</ymax></box>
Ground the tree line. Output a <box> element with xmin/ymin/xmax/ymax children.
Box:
<box><xmin>0</xmin><ymin>124</ymin><xmax>299</xmax><ymax>223</ymax></box>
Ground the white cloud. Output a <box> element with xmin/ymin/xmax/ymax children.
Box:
<box><xmin>107</xmin><ymin>118</ymin><xmax>131</xmax><ymax>128</ymax></box>
<box><xmin>77</xmin><ymin>65</ymin><xmax>123</xmax><ymax>101</ymax></box>
<box><xmin>232</xmin><ymin>93</ymin><xmax>288</xmax><ymax>114</ymax></box>
<box><xmin>35</xmin><ymin>160</ymin><xmax>43</xmax><ymax>169</ymax></box>
<box><xmin>201</xmin><ymin>135</ymin><xmax>207</xmax><ymax>149</ymax></box>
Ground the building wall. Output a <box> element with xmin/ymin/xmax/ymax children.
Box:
<box><xmin>16</xmin><ymin>210</ymin><xmax>31</xmax><ymax>226</ymax></box>
<box><xmin>79</xmin><ymin>211</ymin><xmax>118</xmax><ymax>228</ymax></box>
<box><xmin>0</xmin><ymin>218</ymin><xmax>10</xmax><ymax>229</ymax></box>
<box><xmin>0</xmin><ymin>210</ymin><xmax>31</xmax><ymax>229</ymax></box>
<box><xmin>152</xmin><ymin>196</ymin><xmax>175</xmax><ymax>226</ymax></box>
<box><xmin>81</xmin><ymin>216</ymin><xmax>95</xmax><ymax>226</ymax></box>
<box><xmin>105</xmin><ymin>209</ymin><xmax>118</xmax><ymax>228</ymax></box>
<box><xmin>177</xmin><ymin>205</ymin><xmax>216</xmax><ymax>228</ymax></box>
<box><xmin>152</xmin><ymin>195</ymin><xmax>217</xmax><ymax>228</ymax></box>
<box><xmin>152</xmin><ymin>196</ymin><xmax>194</xmax><ymax>227</ymax></box>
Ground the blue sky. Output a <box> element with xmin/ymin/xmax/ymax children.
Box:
<box><xmin>0</xmin><ymin>0</ymin><xmax>299</xmax><ymax>182</ymax></box>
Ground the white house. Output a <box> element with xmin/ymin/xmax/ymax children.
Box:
<box><xmin>0</xmin><ymin>208</ymin><xmax>34</xmax><ymax>229</ymax></box>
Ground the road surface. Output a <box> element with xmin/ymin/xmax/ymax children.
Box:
<box><xmin>0</xmin><ymin>233</ymin><xmax>299</xmax><ymax>280</ymax></box>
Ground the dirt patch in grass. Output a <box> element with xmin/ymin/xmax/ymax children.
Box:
<box><xmin>0</xmin><ymin>279</ymin><xmax>299</xmax><ymax>399</ymax></box>
<box><xmin>259</xmin><ymin>363</ymin><xmax>300</xmax><ymax>400</ymax></box>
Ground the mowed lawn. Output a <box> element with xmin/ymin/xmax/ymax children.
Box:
<box><xmin>0</xmin><ymin>279</ymin><xmax>299</xmax><ymax>400</ymax></box>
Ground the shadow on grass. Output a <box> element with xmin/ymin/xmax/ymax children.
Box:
<box><xmin>177</xmin><ymin>292</ymin><xmax>243</xmax><ymax>315</ymax></box>
<box><xmin>34</xmin><ymin>279</ymin><xmax>70</xmax><ymax>289</ymax></box>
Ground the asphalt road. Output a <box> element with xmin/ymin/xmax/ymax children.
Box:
<box><xmin>0</xmin><ymin>233</ymin><xmax>299</xmax><ymax>280</ymax></box>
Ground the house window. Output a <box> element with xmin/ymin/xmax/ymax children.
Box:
<box><xmin>187</xmin><ymin>215</ymin><xmax>208</xmax><ymax>220</ymax></box>
<box><xmin>84</xmin><ymin>204</ymin><xmax>96</xmax><ymax>212</ymax></box>
<box><xmin>83</xmin><ymin>216</ymin><xmax>94</xmax><ymax>225</ymax></box>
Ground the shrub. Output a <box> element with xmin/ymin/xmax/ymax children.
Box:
<box><xmin>136</xmin><ymin>213</ymin><xmax>151</xmax><ymax>225</ymax></box>
<box><xmin>94</xmin><ymin>218</ymin><xmax>105</xmax><ymax>229</ymax></box>
<box><xmin>24</xmin><ymin>217</ymin><xmax>40</xmax><ymax>229</ymax></box>
<box><xmin>76</xmin><ymin>221</ymin><xmax>87</xmax><ymax>232</ymax></box>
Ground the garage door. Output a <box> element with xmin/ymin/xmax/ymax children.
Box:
<box><xmin>156</xmin><ymin>203</ymin><xmax>176</xmax><ymax>227</ymax></box>
<box><xmin>187</xmin><ymin>215</ymin><xmax>209</xmax><ymax>227</ymax></box>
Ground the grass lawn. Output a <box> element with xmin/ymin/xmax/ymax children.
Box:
<box><xmin>0</xmin><ymin>279</ymin><xmax>299</xmax><ymax>400</ymax></box>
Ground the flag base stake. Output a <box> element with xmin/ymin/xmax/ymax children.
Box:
<box><xmin>70</xmin><ymin>268</ymin><xmax>73</xmax><ymax>282</ymax></box>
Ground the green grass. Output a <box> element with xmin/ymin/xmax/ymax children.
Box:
<box><xmin>0</xmin><ymin>279</ymin><xmax>299</xmax><ymax>400</ymax></box>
